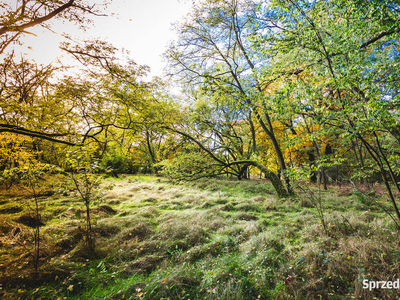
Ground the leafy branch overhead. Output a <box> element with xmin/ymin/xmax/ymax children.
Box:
<box><xmin>0</xmin><ymin>0</ymin><xmax>109</xmax><ymax>54</ymax></box>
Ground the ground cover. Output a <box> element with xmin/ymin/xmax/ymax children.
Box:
<box><xmin>1</xmin><ymin>175</ymin><xmax>399</xmax><ymax>299</ymax></box>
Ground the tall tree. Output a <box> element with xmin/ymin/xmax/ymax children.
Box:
<box><xmin>258</xmin><ymin>0</ymin><xmax>400</xmax><ymax>223</ymax></box>
<box><xmin>0</xmin><ymin>0</ymin><xmax>110</xmax><ymax>144</ymax></box>
<box><xmin>166</xmin><ymin>0</ymin><xmax>294</xmax><ymax>197</ymax></box>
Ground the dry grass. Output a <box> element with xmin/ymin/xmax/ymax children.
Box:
<box><xmin>1</xmin><ymin>176</ymin><xmax>400</xmax><ymax>299</ymax></box>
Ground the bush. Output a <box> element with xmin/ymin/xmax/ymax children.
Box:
<box><xmin>101</xmin><ymin>152</ymin><xmax>138</xmax><ymax>174</ymax></box>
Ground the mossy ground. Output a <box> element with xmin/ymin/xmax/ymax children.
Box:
<box><xmin>1</xmin><ymin>175</ymin><xmax>400</xmax><ymax>299</ymax></box>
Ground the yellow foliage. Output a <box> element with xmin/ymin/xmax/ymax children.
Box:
<box><xmin>0</xmin><ymin>133</ymin><xmax>36</xmax><ymax>169</ymax></box>
<box><xmin>255</xmin><ymin>119</ymin><xmax>335</xmax><ymax>170</ymax></box>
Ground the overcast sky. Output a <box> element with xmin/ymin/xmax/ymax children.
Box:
<box><xmin>13</xmin><ymin>0</ymin><xmax>192</xmax><ymax>78</ymax></box>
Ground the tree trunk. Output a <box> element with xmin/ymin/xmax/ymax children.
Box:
<box><xmin>146</xmin><ymin>130</ymin><xmax>156</xmax><ymax>174</ymax></box>
<box><xmin>228</xmin><ymin>160</ymin><xmax>292</xmax><ymax>198</ymax></box>
<box><xmin>267</xmin><ymin>172</ymin><xmax>291</xmax><ymax>198</ymax></box>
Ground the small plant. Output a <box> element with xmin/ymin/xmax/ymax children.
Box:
<box><xmin>17</xmin><ymin>163</ymin><xmax>56</xmax><ymax>273</ymax></box>
<box><xmin>62</xmin><ymin>148</ymin><xmax>104</xmax><ymax>255</ymax></box>
<box><xmin>167</xmin><ymin>244</ymin><xmax>184</xmax><ymax>259</ymax></box>
<box><xmin>297</xmin><ymin>183</ymin><xmax>328</xmax><ymax>234</ymax></box>
<box><xmin>288</xmin><ymin>167</ymin><xmax>328</xmax><ymax>234</ymax></box>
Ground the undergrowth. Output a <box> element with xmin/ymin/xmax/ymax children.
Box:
<box><xmin>1</xmin><ymin>175</ymin><xmax>399</xmax><ymax>299</ymax></box>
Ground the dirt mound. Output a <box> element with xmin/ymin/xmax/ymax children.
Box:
<box><xmin>55</xmin><ymin>227</ymin><xmax>84</xmax><ymax>250</ymax></box>
<box><xmin>120</xmin><ymin>224</ymin><xmax>154</xmax><ymax>241</ymax></box>
<box><xmin>0</xmin><ymin>206</ymin><xmax>23</xmax><ymax>214</ymax></box>
<box><xmin>98</xmin><ymin>204</ymin><xmax>117</xmax><ymax>214</ymax></box>
<box><xmin>15</xmin><ymin>214</ymin><xmax>44</xmax><ymax>227</ymax></box>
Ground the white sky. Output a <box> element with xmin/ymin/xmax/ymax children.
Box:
<box><xmin>10</xmin><ymin>0</ymin><xmax>192</xmax><ymax>78</ymax></box>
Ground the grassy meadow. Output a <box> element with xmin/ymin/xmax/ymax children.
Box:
<box><xmin>1</xmin><ymin>175</ymin><xmax>400</xmax><ymax>299</ymax></box>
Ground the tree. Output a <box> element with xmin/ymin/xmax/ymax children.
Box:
<box><xmin>62</xmin><ymin>148</ymin><xmax>103</xmax><ymax>255</ymax></box>
<box><xmin>0</xmin><ymin>0</ymin><xmax>109</xmax><ymax>145</ymax></box>
<box><xmin>163</xmin><ymin>90</ymin><xmax>259</xmax><ymax>179</ymax></box>
<box><xmin>0</xmin><ymin>0</ymin><xmax>108</xmax><ymax>54</ymax></box>
<box><xmin>166</xmin><ymin>0</ymin><xmax>295</xmax><ymax>197</ymax></box>
<box><xmin>17</xmin><ymin>163</ymin><xmax>57</xmax><ymax>272</ymax></box>
<box><xmin>61</xmin><ymin>39</ymin><xmax>178</xmax><ymax>163</ymax></box>
<box><xmin>0</xmin><ymin>53</ymin><xmax>80</xmax><ymax>145</ymax></box>
<box><xmin>255</xmin><ymin>0</ymin><xmax>400</xmax><ymax>224</ymax></box>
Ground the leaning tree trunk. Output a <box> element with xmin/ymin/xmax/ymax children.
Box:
<box><xmin>227</xmin><ymin>160</ymin><xmax>292</xmax><ymax>198</ymax></box>
<box><xmin>267</xmin><ymin>172</ymin><xmax>292</xmax><ymax>198</ymax></box>
<box><xmin>166</xmin><ymin>127</ymin><xmax>294</xmax><ymax>198</ymax></box>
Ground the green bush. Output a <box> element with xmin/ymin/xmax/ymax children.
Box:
<box><xmin>102</xmin><ymin>152</ymin><xmax>138</xmax><ymax>174</ymax></box>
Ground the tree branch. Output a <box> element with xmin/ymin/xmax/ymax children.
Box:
<box><xmin>360</xmin><ymin>28</ymin><xmax>399</xmax><ymax>49</ymax></box>
<box><xmin>0</xmin><ymin>124</ymin><xmax>76</xmax><ymax>146</ymax></box>
<box><xmin>0</xmin><ymin>0</ymin><xmax>75</xmax><ymax>36</ymax></box>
